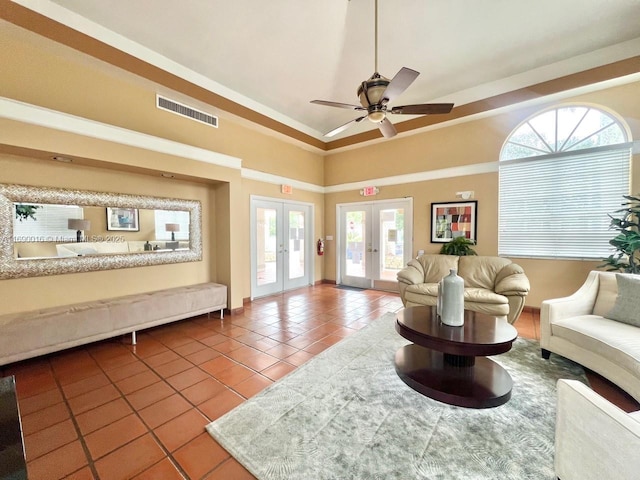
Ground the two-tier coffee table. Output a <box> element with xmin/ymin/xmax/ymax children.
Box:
<box><xmin>394</xmin><ymin>306</ymin><xmax>518</xmax><ymax>408</ymax></box>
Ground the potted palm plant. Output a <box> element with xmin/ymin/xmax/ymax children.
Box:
<box><xmin>15</xmin><ymin>204</ymin><xmax>41</xmax><ymax>222</ymax></box>
<box><xmin>439</xmin><ymin>236</ymin><xmax>477</xmax><ymax>256</ymax></box>
<box><xmin>602</xmin><ymin>194</ymin><xmax>640</xmax><ymax>274</ymax></box>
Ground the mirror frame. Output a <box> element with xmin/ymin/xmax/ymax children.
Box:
<box><xmin>0</xmin><ymin>183</ymin><xmax>202</xmax><ymax>279</ymax></box>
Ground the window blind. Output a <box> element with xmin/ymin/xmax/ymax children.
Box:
<box><xmin>154</xmin><ymin>210</ymin><xmax>190</xmax><ymax>241</ymax></box>
<box><xmin>498</xmin><ymin>145</ymin><xmax>631</xmax><ymax>259</ymax></box>
<box><xmin>13</xmin><ymin>204</ymin><xmax>84</xmax><ymax>242</ymax></box>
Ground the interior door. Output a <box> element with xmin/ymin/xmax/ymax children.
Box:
<box><xmin>338</xmin><ymin>198</ymin><xmax>412</xmax><ymax>290</ymax></box>
<box><xmin>251</xmin><ymin>197</ymin><xmax>312</xmax><ymax>298</ymax></box>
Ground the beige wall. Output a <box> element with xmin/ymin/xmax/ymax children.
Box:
<box><xmin>0</xmin><ymin>25</ymin><xmax>326</xmax><ymax>313</ymax></box>
<box><xmin>0</xmin><ymin>24</ymin><xmax>325</xmax><ymax>185</ymax></box>
<box><xmin>323</xmin><ymin>82</ymin><xmax>640</xmax><ymax>307</ymax></box>
<box><xmin>0</xmin><ymin>153</ymin><xmax>214</xmax><ymax>315</ymax></box>
<box><xmin>0</xmin><ymin>23</ymin><xmax>638</xmax><ymax>317</ymax></box>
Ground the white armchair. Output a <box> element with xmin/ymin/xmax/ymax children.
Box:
<box><xmin>555</xmin><ymin>379</ymin><xmax>640</xmax><ymax>480</ymax></box>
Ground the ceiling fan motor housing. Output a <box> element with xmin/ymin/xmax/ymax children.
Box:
<box><xmin>357</xmin><ymin>73</ymin><xmax>390</xmax><ymax>122</ymax></box>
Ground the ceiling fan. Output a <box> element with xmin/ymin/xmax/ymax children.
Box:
<box><xmin>311</xmin><ymin>0</ymin><xmax>454</xmax><ymax>139</ymax></box>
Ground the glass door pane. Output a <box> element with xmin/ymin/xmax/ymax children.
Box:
<box><xmin>375</xmin><ymin>206</ymin><xmax>406</xmax><ymax>287</ymax></box>
<box><xmin>340</xmin><ymin>206</ymin><xmax>371</xmax><ymax>289</ymax></box>
<box><xmin>346</xmin><ymin>210</ymin><xmax>366</xmax><ymax>278</ymax></box>
<box><xmin>256</xmin><ymin>206</ymin><xmax>280</xmax><ymax>291</ymax></box>
<box><xmin>284</xmin><ymin>206</ymin><xmax>310</xmax><ymax>290</ymax></box>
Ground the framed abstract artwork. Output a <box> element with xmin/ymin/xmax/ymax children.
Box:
<box><xmin>106</xmin><ymin>207</ymin><xmax>139</xmax><ymax>231</ymax></box>
<box><xmin>431</xmin><ymin>201</ymin><xmax>477</xmax><ymax>243</ymax></box>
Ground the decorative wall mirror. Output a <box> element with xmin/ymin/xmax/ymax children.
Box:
<box><xmin>0</xmin><ymin>183</ymin><xmax>202</xmax><ymax>279</ymax></box>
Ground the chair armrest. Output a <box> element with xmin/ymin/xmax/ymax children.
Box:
<box><xmin>396</xmin><ymin>259</ymin><xmax>425</xmax><ymax>286</ymax></box>
<box><xmin>555</xmin><ymin>379</ymin><xmax>640</xmax><ymax>480</ymax></box>
<box><xmin>494</xmin><ymin>263</ymin><xmax>530</xmax><ymax>296</ymax></box>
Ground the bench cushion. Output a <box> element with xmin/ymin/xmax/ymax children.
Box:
<box><xmin>0</xmin><ymin>283</ymin><xmax>227</xmax><ymax>366</ymax></box>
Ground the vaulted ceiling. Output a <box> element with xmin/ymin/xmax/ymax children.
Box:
<box><xmin>3</xmin><ymin>0</ymin><xmax>640</xmax><ymax>151</ymax></box>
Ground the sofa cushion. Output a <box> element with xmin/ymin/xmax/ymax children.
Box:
<box><xmin>402</xmin><ymin>285</ymin><xmax>510</xmax><ymax>315</ymax></box>
<box><xmin>415</xmin><ymin>255</ymin><xmax>459</xmax><ymax>284</ymax></box>
<box><xmin>464</xmin><ymin>288</ymin><xmax>509</xmax><ymax>305</ymax></box>
<box><xmin>458</xmin><ymin>256</ymin><xmax>513</xmax><ymax>289</ymax></box>
<box><xmin>606</xmin><ymin>274</ymin><xmax>640</xmax><ymax>327</ymax></box>
<box><xmin>551</xmin><ymin>315</ymin><xmax>640</xmax><ymax>378</ymax></box>
<box><xmin>404</xmin><ymin>283</ymin><xmax>439</xmax><ymax>306</ymax></box>
<box><xmin>15</xmin><ymin>242</ymin><xmax>58</xmax><ymax>258</ymax></box>
<box><xmin>463</xmin><ymin>301</ymin><xmax>509</xmax><ymax>317</ymax></box>
<box><xmin>592</xmin><ymin>272</ymin><xmax>618</xmax><ymax>317</ymax></box>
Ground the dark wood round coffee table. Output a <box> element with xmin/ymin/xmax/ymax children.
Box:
<box><xmin>395</xmin><ymin>306</ymin><xmax>518</xmax><ymax>408</ymax></box>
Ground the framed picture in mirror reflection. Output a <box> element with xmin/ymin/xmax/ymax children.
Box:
<box><xmin>106</xmin><ymin>207</ymin><xmax>139</xmax><ymax>231</ymax></box>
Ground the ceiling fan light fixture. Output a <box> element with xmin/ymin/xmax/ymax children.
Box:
<box><xmin>367</xmin><ymin>110</ymin><xmax>386</xmax><ymax>123</ymax></box>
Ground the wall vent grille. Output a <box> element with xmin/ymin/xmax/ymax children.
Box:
<box><xmin>156</xmin><ymin>95</ymin><xmax>218</xmax><ymax>128</ymax></box>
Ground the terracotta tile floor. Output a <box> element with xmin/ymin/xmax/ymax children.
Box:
<box><xmin>2</xmin><ymin>285</ymin><xmax>638</xmax><ymax>479</ymax></box>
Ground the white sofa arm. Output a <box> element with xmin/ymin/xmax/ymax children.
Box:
<box><xmin>541</xmin><ymin>270</ymin><xmax>600</xmax><ymax>324</ymax></box>
<box><xmin>555</xmin><ymin>379</ymin><xmax>640</xmax><ymax>480</ymax></box>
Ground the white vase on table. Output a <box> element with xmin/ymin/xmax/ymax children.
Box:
<box><xmin>440</xmin><ymin>268</ymin><xmax>464</xmax><ymax>326</ymax></box>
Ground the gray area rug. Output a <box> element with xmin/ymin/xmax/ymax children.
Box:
<box><xmin>206</xmin><ymin>312</ymin><xmax>586</xmax><ymax>480</ymax></box>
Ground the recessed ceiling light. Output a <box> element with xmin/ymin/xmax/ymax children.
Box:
<box><xmin>52</xmin><ymin>155</ymin><xmax>72</xmax><ymax>163</ymax></box>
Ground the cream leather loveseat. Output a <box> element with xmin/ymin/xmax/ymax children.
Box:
<box><xmin>397</xmin><ymin>254</ymin><xmax>530</xmax><ymax>324</ymax></box>
<box><xmin>541</xmin><ymin>270</ymin><xmax>640</xmax><ymax>403</ymax></box>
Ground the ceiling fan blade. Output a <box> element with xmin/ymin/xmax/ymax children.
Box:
<box><xmin>380</xmin><ymin>67</ymin><xmax>419</xmax><ymax>104</ymax></box>
<box><xmin>324</xmin><ymin>116</ymin><xmax>367</xmax><ymax>137</ymax></box>
<box><xmin>311</xmin><ymin>100</ymin><xmax>365</xmax><ymax>111</ymax></box>
<box><xmin>378</xmin><ymin>117</ymin><xmax>397</xmax><ymax>138</ymax></box>
<box><xmin>390</xmin><ymin>103</ymin><xmax>455</xmax><ymax>115</ymax></box>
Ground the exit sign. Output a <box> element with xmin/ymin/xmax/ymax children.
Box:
<box><xmin>361</xmin><ymin>186</ymin><xmax>379</xmax><ymax>196</ymax></box>
<box><xmin>281</xmin><ymin>184</ymin><xmax>293</xmax><ymax>194</ymax></box>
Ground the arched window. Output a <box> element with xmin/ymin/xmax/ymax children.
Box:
<box><xmin>499</xmin><ymin>105</ymin><xmax>631</xmax><ymax>259</ymax></box>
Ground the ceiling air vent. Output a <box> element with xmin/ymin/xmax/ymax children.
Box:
<box><xmin>156</xmin><ymin>95</ymin><xmax>218</xmax><ymax>128</ymax></box>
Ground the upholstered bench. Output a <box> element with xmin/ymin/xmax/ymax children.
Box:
<box><xmin>0</xmin><ymin>282</ymin><xmax>227</xmax><ymax>366</ymax></box>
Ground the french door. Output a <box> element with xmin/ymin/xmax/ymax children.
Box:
<box><xmin>337</xmin><ymin>198</ymin><xmax>413</xmax><ymax>290</ymax></box>
<box><xmin>251</xmin><ymin>197</ymin><xmax>313</xmax><ymax>298</ymax></box>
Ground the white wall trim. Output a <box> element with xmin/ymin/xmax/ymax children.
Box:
<box><xmin>324</xmin><ymin>162</ymin><xmax>499</xmax><ymax>194</ymax></box>
<box><xmin>3</xmin><ymin>98</ymin><xmax>632</xmax><ymax>198</ymax></box>
<box><xmin>0</xmin><ymin>97</ymin><xmax>242</xmax><ymax>169</ymax></box>
<box><xmin>0</xmin><ymin>97</ymin><xmax>497</xmax><ymax>192</ymax></box>
<box><xmin>241</xmin><ymin>169</ymin><xmax>325</xmax><ymax>194</ymax></box>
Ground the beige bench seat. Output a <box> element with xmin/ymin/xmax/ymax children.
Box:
<box><xmin>0</xmin><ymin>282</ymin><xmax>227</xmax><ymax>366</ymax></box>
